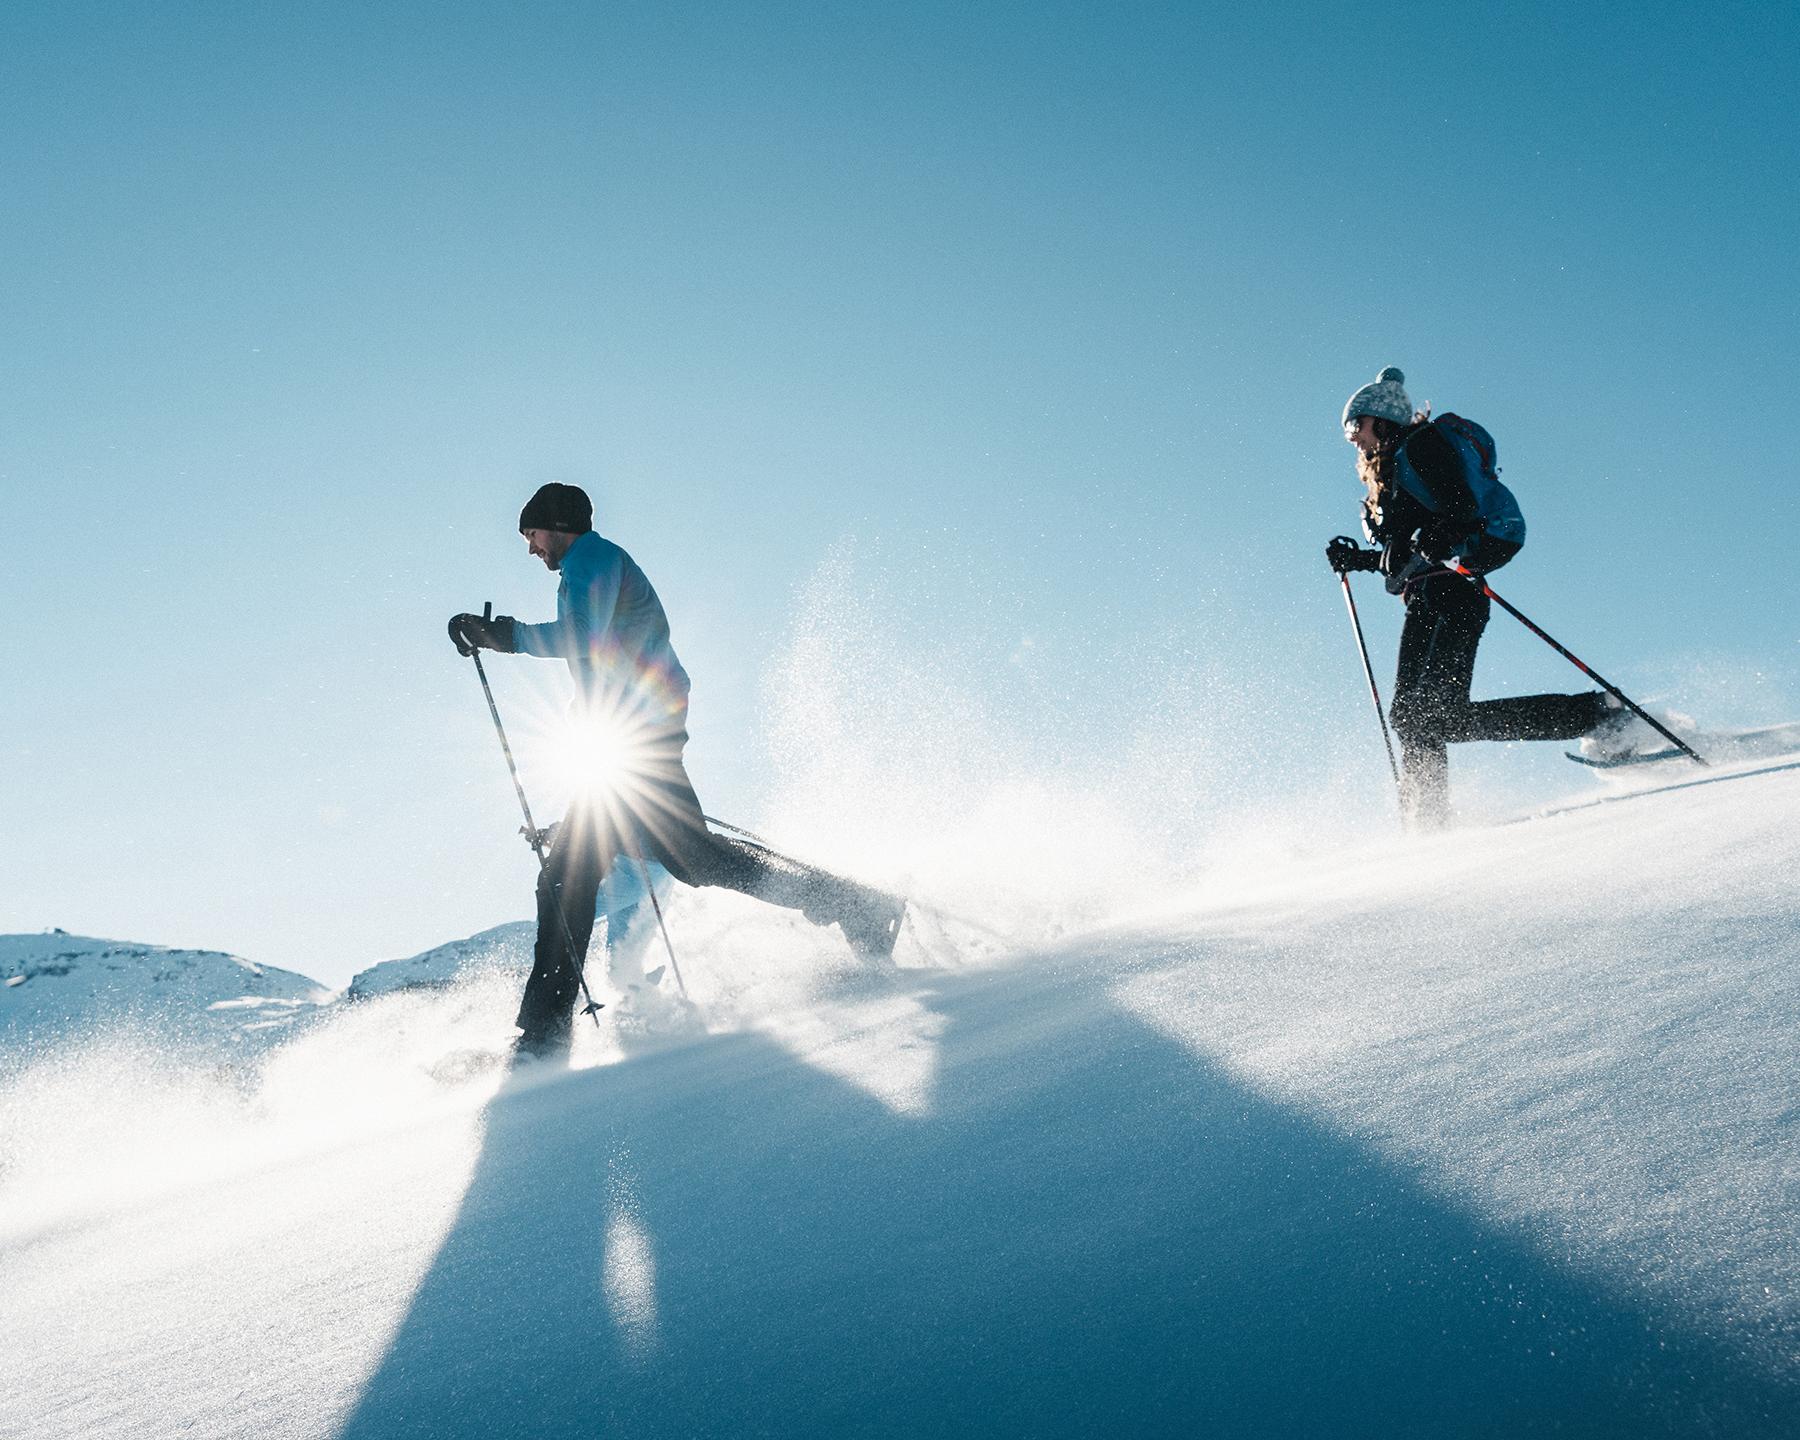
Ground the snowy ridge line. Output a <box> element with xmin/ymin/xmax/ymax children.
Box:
<box><xmin>1509</xmin><ymin>756</ymin><xmax>1800</xmax><ymax>826</ymax></box>
<box><xmin>0</xmin><ymin>933</ymin><xmax>334</xmax><ymax>1060</ymax></box>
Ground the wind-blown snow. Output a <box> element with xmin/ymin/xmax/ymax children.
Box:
<box><xmin>2</xmin><ymin>758</ymin><xmax>1798</xmax><ymax>1437</ymax></box>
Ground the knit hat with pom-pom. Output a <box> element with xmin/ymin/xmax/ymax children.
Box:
<box><xmin>1342</xmin><ymin>367</ymin><xmax>1413</xmax><ymax>429</ymax></box>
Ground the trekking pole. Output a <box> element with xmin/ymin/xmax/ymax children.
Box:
<box><xmin>699</xmin><ymin>813</ymin><xmax>814</xmax><ymax>871</ymax></box>
<box><xmin>700</xmin><ymin>812</ymin><xmax>913</xmax><ymax>915</ymax></box>
<box><xmin>1329</xmin><ymin>545</ymin><xmax>1404</xmax><ymax>805</ymax></box>
<box><xmin>468</xmin><ymin>603</ymin><xmax>606</xmax><ymax>1023</ymax></box>
<box><xmin>1439</xmin><ymin>560</ymin><xmax>1707</xmax><ymax>767</ymax></box>
<box><xmin>702</xmin><ymin>812</ymin><xmax>1003</xmax><ymax>944</ymax></box>
<box><xmin>626</xmin><ymin>844</ymin><xmax>691</xmax><ymax>1001</ymax></box>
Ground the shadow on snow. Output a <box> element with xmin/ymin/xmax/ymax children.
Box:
<box><xmin>336</xmin><ymin>956</ymin><xmax>1798</xmax><ymax>1439</ymax></box>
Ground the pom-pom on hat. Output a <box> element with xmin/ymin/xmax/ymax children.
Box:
<box><xmin>518</xmin><ymin>482</ymin><xmax>593</xmax><ymax>535</ymax></box>
<box><xmin>1342</xmin><ymin>367</ymin><xmax>1414</xmax><ymax>429</ymax></box>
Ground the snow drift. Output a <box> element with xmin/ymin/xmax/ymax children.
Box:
<box><xmin>2</xmin><ymin>753</ymin><xmax>1797</xmax><ymax>1438</ymax></box>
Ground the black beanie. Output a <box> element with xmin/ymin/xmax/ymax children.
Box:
<box><xmin>518</xmin><ymin>483</ymin><xmax>593</xmax><ymax>535</ymax></box>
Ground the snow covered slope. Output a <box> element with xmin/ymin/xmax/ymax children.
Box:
<box><xmin>2</xmin><ymin>764</ymin><xmax>1797</xmax><ymax>1438</ymax></box>
<box><xmin>0</xmin><ymin>922</ymin><xmax>539</xmax><ymax>1056</ymax></box>
<box><xmin>345</xmin><ymin>920</ymin><xmax>534</xmax><ymax>999</ymax></box>
<box><xmin>0</xmin><ymin>932</ymin><xmax>332</xmax><ymax>1056</ymax></box>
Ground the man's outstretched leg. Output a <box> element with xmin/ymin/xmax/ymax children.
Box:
<box><xmin>625</xmin><ymin>725</ymin><xmax>905</xmax><ymax>963</ymax></box>
<box><xmin>698</xmin><ymin>833</ymin><xmax>905</xmax><ymax>963</ymax></box>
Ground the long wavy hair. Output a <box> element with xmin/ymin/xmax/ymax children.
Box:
<box><xmin>1356</xmin><ymin>410</ymin><xmax>1430</xmax><ymax>528</ymax></box>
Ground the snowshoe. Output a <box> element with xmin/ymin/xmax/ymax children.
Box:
<box><xmin>1579</xmin><ymin>695</ymin><xmax>1694</xmax><ymax>766</ymax></box>
<box><xmin>839</xmin><ymin>889</ymin><xmax>906</xmax><ymax>965</ymax></box>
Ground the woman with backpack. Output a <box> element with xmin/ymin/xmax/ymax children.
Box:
<box><xmin>1327</xmin><ymin>367</ymin><xmax>1621</xmax><ymax>827</ymax></box>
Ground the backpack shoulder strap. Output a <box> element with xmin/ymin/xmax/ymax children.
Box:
<box><xmin>1434</xmin><ymin>413</ymin><xmax>1498</xmax><ymax>477</ymax></box>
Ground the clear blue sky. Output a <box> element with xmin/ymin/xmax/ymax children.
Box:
<box><xmin>4</xmin><ymin>1</ymin><xmax>1795</xmax><ymax>985</ymax></box>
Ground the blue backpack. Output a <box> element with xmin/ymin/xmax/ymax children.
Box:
<box><xmin>1394</xmin><ymin>413</ymin><xmax>1526</xmax><ymax>563</ymax></box>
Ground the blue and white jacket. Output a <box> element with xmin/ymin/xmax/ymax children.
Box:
<box><xmin>514</xmin><ymin>531</ymin><xmax>692</xmax><ymax>726</ymax></box>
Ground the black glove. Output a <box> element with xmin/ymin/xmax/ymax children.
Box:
<box><xmin>448</xmin><ymin>613</ymin><xmax>517</xmax><ymax>656</ymax></box>
<box><xmin>1325</xmin><ymin>536</ymin><xmax>1380</xmax><ymax>575</ymax></box>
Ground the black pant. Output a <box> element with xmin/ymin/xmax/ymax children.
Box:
<box><xmin>1390</xmin><ymin>576</ymin><xmax>1605</xmax><ymax>827</ymax></box>
<box><xmin>517</xmin><ymin>722</ymin><xmax>868</xmax><ymax>1041</ymax></box>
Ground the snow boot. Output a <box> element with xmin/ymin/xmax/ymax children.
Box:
<box><xmin>1580</xmin><ymin>694</ymin><xmax>1693</xmax><ymax>765</ymax></box>
<box><xmin>838</xmin><ymin>887</ymin><xmax>905</xmax><ymax>965</ymax></box>
<box><xmin>510</xmin><ymin>1013</ymin><xmax>573</xmax><ymax>1066</ymax></box>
